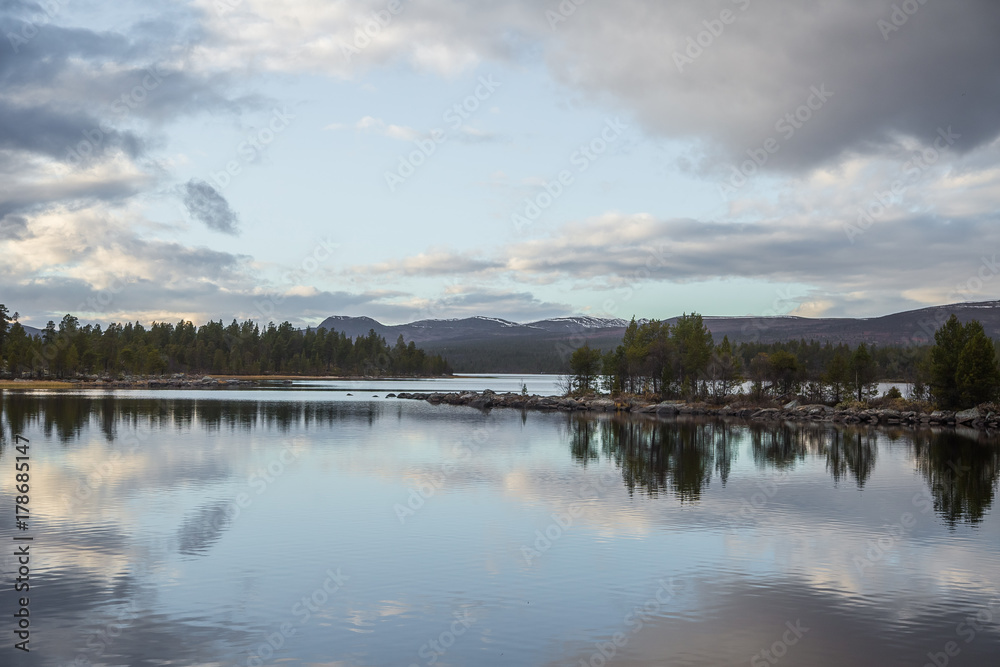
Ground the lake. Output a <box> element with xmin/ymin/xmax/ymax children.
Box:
<box><xmin>1</xmin><ymin>378</ymin><xmax>999</xmax><ymax>666</ymax></box>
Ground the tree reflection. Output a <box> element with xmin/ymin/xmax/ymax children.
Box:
<box><xmin>0</xmin><ymin>392</ymin><xmax>384</xmax><ymax>446</ymax></box>
<box><xmin>913</xmin><ymin>429</ymin><xmax>1000</xmax><ymax>526</ymax></box>
<box><xmin>749</xmin><ymin>424</ymin><xmax>808</xmax><ymax>470</ymax></box>
<box><xmin>569</xmin><ymin>416</ymin><xmax>739</xmax><ymax>501</ymax></box>
<box><xmin>824</xmin><ymin>428</ymin><xmax>878</xmax><ymax>489</ymax></box>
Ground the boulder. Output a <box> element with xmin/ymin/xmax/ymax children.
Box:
<box><xmin>469</xmin><ymin>396</ymin><xmax>493</xmax><ymax>409</ymax></box>
<box><xmin>955</xmin><ymin>408</ymin><xmax>981</xmax><ymax>424</ymax></box>
<box><xmin>586</xmin><ymin>398</ymin><xmax>617</xmax><ymax>412</ymax></box>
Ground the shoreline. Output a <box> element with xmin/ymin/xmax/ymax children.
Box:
<box><xmin>3</xmin><ymin>379</ymin><xmax>994</xmax><ymax>431</ymax></box>
<box><xmin>393</xmin><ymin>390</ymin><xmax>996</xmax><ymax>431</ymax></box>
<box><xmin>0</xmin><ymin>374</ymin><xmax>453</xmax><ymax>389</ymax></box>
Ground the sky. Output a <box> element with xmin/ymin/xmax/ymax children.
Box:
<box><xmin>2</xmin><ymin>0</ymin><xmax>1000</xmax><ymax>329</ymax></box>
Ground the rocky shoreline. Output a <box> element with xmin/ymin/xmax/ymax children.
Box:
<box><xmin>5</xmin><ymin>375</ymin><xmax>267</xmax><ymax>388</ymax></box>
<box><xmin>393</xmin><ymin>390</ymin><xmax>996</xmax><ymax>430</ymax></box>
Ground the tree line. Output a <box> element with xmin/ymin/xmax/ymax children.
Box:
<box><xmin>0</xmin><ymin>305</ymin><xmax>451</xmax><ymax>378</ymax></box>
<box><xmin>569</xmin><ymin>313</ymin><xmax>1000</xmax><ymax>410</ymax></box>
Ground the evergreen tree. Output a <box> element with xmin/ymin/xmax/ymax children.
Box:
<box><xmin>671</xmin><ymin>313</ymin><xmax>714</xmax><ymax>397</ymax></box>
<box><xmin>768</xmin><ymin>349</ymin><xmax>800</xmax><ymax>396</ymax></box>
<box><xmin>569</xmin><ymin>344</ymin><xmax>603</xmax><ymax>393</ymax></box>
<box><xmin>955</xmin><ymin>321</ymin><xmax>1000</xmax><ymax>407</ymax></box>
<box><xmin>929</xmin><ymin>315</ymin><xmax>969</xmax><ymax>408</ymax></box>
<box><xmin>823</xmin><ymin>346</ymin><xmax>851</xmax><ymax>403</ymax></box>
<box><xmin>707</xmin><ymin>335</ymin><xmax>742</xmax><ymax>397</ymax></box>
<box><xmin>850</xmin><ymin>343</ymin><xmax>879</xmax><ymax>402</ymax></box>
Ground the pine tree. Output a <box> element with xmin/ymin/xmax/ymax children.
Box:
<box><xmin>569</xmin><ymin>344</ymin><xmax>602</xmax><ymax>394</ymax></box>
<box><xmin>955</xmin><ymin>321</ymin><xmax>1000</xmax><ymax>407</ymax></box>
<box><xmin>823</xmin><ymin>346</ymin><xmax>851</xmax><ymax>403</ymax></box>
<box><xmin>850</xmin><ymin>343</ymin><xmax>879</xmax><ymax>402</ymax></box>
<box><xmin>929</xmin><ymin>315</ymin><xmax>969</xmax><ymax>408</ymax></box>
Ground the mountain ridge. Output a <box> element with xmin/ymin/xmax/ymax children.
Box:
<box><xmin>316</xmin><ymin>301</ymin><xmax>1000</xmax><ymax>372</ymax></box>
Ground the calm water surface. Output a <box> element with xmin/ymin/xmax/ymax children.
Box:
<box><xmin>1</xmin><ymin>381</ymin><xmax>999</xmax><ymax>666</ymax></box>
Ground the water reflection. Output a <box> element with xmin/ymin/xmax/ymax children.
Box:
<box><xmin>1</xmin><ymin>392</ymin><xmax>1000</xmax><ymax>666</ymax></box>
<box><xmin>914</xmin><ymin>428</ymin><xmax>1000</xmax><ymax>525</ymax></box>
<box><xmin>3</xmin><ymin>393</ymin><xmax>999</xmax><ymax>524</ymax></box>
<box><xmin>750</xmin><ymin>423</ymin><xmax>810</xmax><ymax>470</ymax></box>
<box><xmin>568</xmin><ymin>417</ymin><xmax>739</xmax><ymax>501</ymax></box>
<box><xmin>563</xmin><ymin>413</ymin><xmax>1000</xmax><ymax>521</ymax></box>
<box><xmin>0</xmin><ymin>390</ymin><xmax>389</xmax><ymax>443</ymax></box>
<box><xmin>824</xmin><ymin>429</ymin><xmax>878</xmax><ymax>488</ymax></box>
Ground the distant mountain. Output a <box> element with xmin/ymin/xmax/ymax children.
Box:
<box><xmin>689</xmin><ymin>300</ymin><xmax>1000</xmax><ymax>346</ymax></box>
<box><xmin>316</xmin><ymin>315</ymin><xmax>629</xmax><ymax>345</ymax></box>
<box><xmin>316</xmin><ymin>315</ymin><xmax>629</xmax><ymax>373</ymax></box>
<box><xmin>316</xmin><ymin>301</ymin><xmax>1000</xmax><ymax>372</ymax></box>
<box><xmin>21</xmin><ymin>324</ymin><xmax>42</xmax><ymax>338</ymax></box>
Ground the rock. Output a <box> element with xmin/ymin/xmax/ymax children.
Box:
<box><xmin>783</xmin><ymin>400</ymin><xmax>799</xmax><ymax>410</ymax></box>
<box><xmin>655</xmin><ymin>402</ymin><xmax>681</xmax><ymax>415</ymax></box>
<box><xmin>586</xmin><ymin>398</ymin><xmax>617</xmax><ymax>412</ymax></box>
<box><xmin>386</xmin><ymin>393</ymin><xmax>397</xmax><ymax>398</ymax></box>
<box><xmin>469</xmin><ymin>396</ymin><xmax>493</xmax><ymax>409</ymax></box>
<box><xmin>955</xmin><ymin>408</ymin><xmax>981</xmax><ymax>424</ymax></box>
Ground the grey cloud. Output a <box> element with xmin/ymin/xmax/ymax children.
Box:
<box><xmin>345</xmin><ymin>210</ymin><xmax>1000</xmax><ymax>317</ymax></box>
<box><xmin>0</xmin><ymin>213</ymin><xmax>28</xmax><ymax>239</ymax></box>
<box><xmin>0</xmin><ymin>0</ymin><xmax>260</xmax><ymax>223</ymax></box>
<box><xmin>503</xmin><ymin>214</ymin><xmax>985</xmax><ymax>292</ymax></box>
<box><xmin>182</xmin><ymin>179</ymin><xmax>240</xmax><ymax>235</ymax></box>
<box><xmin>0</xmin><ymin>100</ymin><xmax>144</xmax><ymax>162</ymax></box>
<box><xmin>546</xmin><ymin>0</ymin><xmax>1000</xmax><ymax>171</ymax></box>
<box><xmin>191</xmin><ymin>0</ymin><xmax>1000</xmax><ymax>171</ymax></box>
<box><xmin>362</xmin><ymin>289</ymin><xmax>572</xmax><ymax>324</ymax></box>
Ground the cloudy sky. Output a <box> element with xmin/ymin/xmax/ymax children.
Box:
<box><xmin>2</xmin><ymin>0</ymin><xmax>1000</xmax><ymax>328</ymax></box>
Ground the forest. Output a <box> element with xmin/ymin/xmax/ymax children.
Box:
<box><xmin>569</xmin><ymin>313</ymin><xmax>1000</xmax><ymax>410</ymax></box>
<box><xmin>0</xmin><ymin>305</ymin><xmax>451</xmax><ymax>378</ymax></box>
